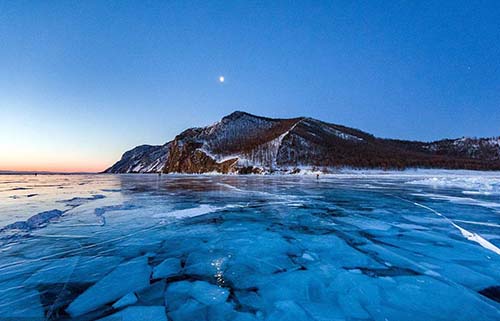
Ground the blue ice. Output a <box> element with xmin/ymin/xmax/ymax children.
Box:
<box><xmin>0</xmin><ymin>173</ymin><xmax>498</xmax><ymax>320</ymax></box>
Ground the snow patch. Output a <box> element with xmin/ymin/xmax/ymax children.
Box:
<box><xmin>407</xmin><ymin>175</ymin><xmax>500</xmax><ymax>195</ymax></box>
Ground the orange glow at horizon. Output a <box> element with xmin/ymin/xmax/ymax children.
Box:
<box><xmin>0</xmin><ymin>153</ymin><xmax>114</xmax><ymax>173</ymax></box>
<box><xmin>0</xmin><ymin>161</ymin><xmax>110</xmax><ymax>173</ymax></box>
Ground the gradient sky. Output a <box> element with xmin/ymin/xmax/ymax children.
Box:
<box><xmin>1</xmin><ymin>1</ymin><xmax>499</xmax><ymax>172</ymax></box>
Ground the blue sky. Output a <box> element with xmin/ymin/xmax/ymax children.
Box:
<box><xmin>1</xmin><ymin>1</ymin><xmax>499</xmax><ymax>171</ymax></box>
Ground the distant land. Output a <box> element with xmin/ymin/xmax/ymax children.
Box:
<box><xmin>106</xmin><ymin>111</ymin><xmax>500</xmax><ymax>174</ymax></box>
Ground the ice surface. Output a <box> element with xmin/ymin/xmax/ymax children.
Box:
<box><xmin>23</xmin><ymin>255</ymin><xmax>123</xmax><ymax>285</ymax></box>
<box><xmin>59</xmin><ymin>194</ymin><xmax>106</xmax><ymax>207</ymax></box>
<box><xmin>24</xmin><ymin>256</ymin><xmax>81</xmax><ymax>285</ymax></box>
<box><xmin>0</xmin><ymin>172</ymin><xmax>499</xmax><ymax>320</ymax></box>
<box><xmin>0</xmin><ymin>274</ymin><xmax>46</xmax><ymax>320</ymax></box>
<box><xmin>384</xmin><ymin>276</ymin><xmax>500</xmax><ymax>320</ymax></box>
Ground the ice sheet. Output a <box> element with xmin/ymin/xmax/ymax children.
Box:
<box><xmin>0</xmin><ymin>173</ymin><xmax>499</xmax><ymax>320</ymax></box>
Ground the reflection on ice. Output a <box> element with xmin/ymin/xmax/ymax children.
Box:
<box><xmin>0</xmin><ymin>172</ymin><xmax>499</xmax><ymax>320</ymax></box>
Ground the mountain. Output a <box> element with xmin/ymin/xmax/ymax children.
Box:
<box><xmin>105</xmin><ymin>111</ymin><xmax>500</xmax><ymax>174</ymax></box>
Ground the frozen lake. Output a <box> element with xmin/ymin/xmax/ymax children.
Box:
<box><xmin>0</xmin><ymin>172</ymin><xmax>499</xmax><ymax>320</ymax></box>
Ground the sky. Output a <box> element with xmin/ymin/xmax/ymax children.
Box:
<box><xmin>1</xmin><ymin>1</ymin><xmax>499</xmax><ymax>172</ymax></box>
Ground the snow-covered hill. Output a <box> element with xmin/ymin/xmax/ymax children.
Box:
<box><xmin>105</xmin><ymin>144</ymin><xmax>170</xmax><ymax>173</ymax></box>
<box><xmin>423</xmin><ymin>137</ymin><xmax>500</xmax><ymax>160</ymax></box>
<box><xmin>105</xmin><ymin>111</ymin><xmax>500</xmax><ymax>173</ymax></box>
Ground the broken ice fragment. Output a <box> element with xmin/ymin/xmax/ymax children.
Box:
<box><xmin>168</xmin><ymin>298</ymin><xmax>208</xmax><ymax>321</ymax></box>
<box><xmin>2</xmin><ymin>209</ymin><xmax>64</xmax><ymax>231</ymax></box>
<box><xmin>136</xmin><ymin>280</ymin><xmax>166</xmax><ymax>305</ymax></box>
<box><xmin>66</xmin><ymin>256</ymin><xmax>151</xmax><ymax>317</ymax></box>
<box><xmin>190</xmin><ymin>280</ymin><xmax>230</xmax><ymax>305</ymax></box>
<box><xmin>164</xmin><ymin>280</ymin><xmax>229</xmax><ymax>310</ymax></box>
<box><xmin>112</xmin><ymin>292</ymin><xmax>138</xmax><ymax>309</ymax></box>
<box><xmin>152</xmin><ymin>257</ymin><xmax>181</xmax><ymax>279</ymax></box>
<box><xmin>267</xmin><ymin>300</ymin><xmax>309</xmax><ymax>321</ymax></box>
<box><xmin>97</xmin><ymin>306</ymin><xmax>167</xmax><ymax>321</ymax></box>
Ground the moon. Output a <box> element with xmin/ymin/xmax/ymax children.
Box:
<box><xmin>219</xmin><ymin>76</ymin><xmax>225</xmax><ymax>83</ymax></box>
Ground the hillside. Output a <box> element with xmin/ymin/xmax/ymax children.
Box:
<box><xmin>105</xmin><ymin>111</ymin><xmax>500</xmax><ymax>173</ymax></box>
